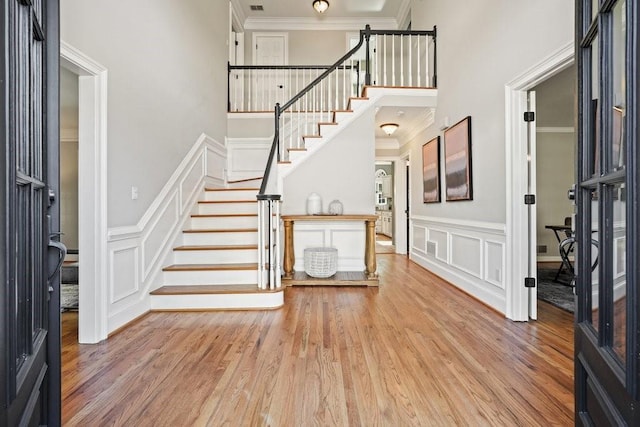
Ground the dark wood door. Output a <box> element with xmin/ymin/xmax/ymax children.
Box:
<box><xmin>575</xmin><ymin>0</ymin><xmax>640</xmax><ymax>424</ymax></box>
<box><xmin>1</xmin><ymin>0</ymin><xmax>61</xmax><ymax>425</ymax></box>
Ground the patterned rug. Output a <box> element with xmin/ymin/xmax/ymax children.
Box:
<box><xmin>537</xmin><ymin>268</ymin><xmax>575</xmax><ymax>313</ymax></box>
<box><xmin>61</xmin><ymin>283</ymin><xmax>78</xmax><ymax>311</ymax></box>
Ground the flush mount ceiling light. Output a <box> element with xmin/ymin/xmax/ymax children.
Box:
<box><xmin>380</xmin><ymin>123</ymin><xmax>399</xmax><ymax>136</ymax></box>
<box><xmin>312</xmin><ymin>0</ymin><xmax>330</xmax><ymax>14</ymax></box>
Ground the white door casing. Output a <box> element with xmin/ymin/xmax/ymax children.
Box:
<box><xmin>504</xmin><ymin>42</ymin><xmax>573</xmax><ymax>321</ymax></box>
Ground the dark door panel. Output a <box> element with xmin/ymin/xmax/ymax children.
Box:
<box><xmin>1</xmin><ymin>0</ymin><xmax>60</xmax><ymax>425</ymax></box>
<box><xmin>575</xmin><ymin>0</ymin><xmax>639</xmax><ymax>424</ymax></box>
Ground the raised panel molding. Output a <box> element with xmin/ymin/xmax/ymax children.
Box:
<box><xmin>226</xmin><ymin>138</ymin><xmax>271</xmax><ymax>182</ymax></box>
<box><xmin>484</xmin><ymin>240</ymin><xmax>505</xmax><ymax>289</ymax></box>
<box><xmin>410</xmin><ymin>217</ymin><xmax>507</xmax><ymax>315</ymax></box>
<box><xmin>110</xmin><ymin>246</ymin><xmax>139</xmax><ymax>304</ymax></box>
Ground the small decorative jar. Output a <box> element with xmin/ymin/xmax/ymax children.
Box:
<box><xmin>328</xmin><ymin>200</ymin><xmax>343</xmax><ymax>215</ymax></box>
<box><xmin>306</xmin><ymin>193</ymin><xmax>322</xmax><ymax>215</ymax></box>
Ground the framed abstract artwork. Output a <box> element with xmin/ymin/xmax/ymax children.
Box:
<box><xmin>444</xmin><ymin>116</ymin><xmax>473</xmax><ymax>201</ymax></box>
<box><xmin>422</xmin><ymin>136</ymin><xmax>441</xmax><ymax>203</ymax></box>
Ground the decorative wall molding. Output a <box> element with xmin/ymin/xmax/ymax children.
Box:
<box><xmin>226</xmin><ymin>137</ymin><xmax>271</xmax><ymax>182</ymax></box>
<box><xmin>60</xmin><ymin>41</ymin><xmax>109</xmax><ymax>343</ymax></box>
<box><xmin>106</xmin><ymin>134</ymin><xmax>226</xmax><ymax>334</ymax></box>
<box><xmin>504</xmin><ymin>40</ymin><xmax>574</xmax><ymax>321</ymax></box>
<box><xmin>411</xmin><ymin>216</ymin><xmax>507</xmax><ymax>314</ymax></box>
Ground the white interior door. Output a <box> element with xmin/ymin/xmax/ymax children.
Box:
<box><xmin>527</xmin><ymin>90</ymin><xmax>538</xmax><ymax>319</ymax></box>
<box><xmin>252</xmin><ymin>33</ymin><xmax>288</xmax><ymax>110</ymax></box>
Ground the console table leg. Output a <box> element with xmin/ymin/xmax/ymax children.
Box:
<box><xmin>365</xmin><ymin>220</ymin><xmax>377</xmax><ymax>279</ymax></box>
<box><xmin>283</xmin><ymin>220</ymin><xmax>294</xmax><ymax>279</ymax></box>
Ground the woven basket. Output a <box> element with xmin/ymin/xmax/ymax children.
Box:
<box><xmin>304</xmin><ymin>247</ymin><xmax>338</xmax><ymax>278</ymax></box>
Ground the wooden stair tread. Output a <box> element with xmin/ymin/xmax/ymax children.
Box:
<box><xmin>163</xmin><ymin>263</ymin><xmax>258</xmax><ymax>272</ymax></box>
<box><xmin>174</xmin><ymin>244</ymin><xmax>258</xmax><ymax>251</ymax></box>
<box><xmin>150</xmin><ymin>284</ymin><xmax>280</xmax><ymax>295</ymax></box>
<box><xmin>302</xmin><ymin>135</ymin><xmax>322</xmax><ymax>139</ymax></box>
<box><xmin>198</xmin><ymin>200</ymin><xmax>257</xmax><ymax>204</ymax></box>
<box><xmin>204</xmin><ymin>187</ymin><xmax>259</xmax><ymax>192</ymax></box>
<box><xmin>287</xmin><ymin>148</ymin><xmax>307</xmax><ymax>152</ymax></box>
<box><xmin>191</xmin><ymin>213</ymin><xmax>257</xmax><ymax>218</ymax></box>
<box><xmin>318</xmin><ymin>122</ymin><xmax>337</xmax><ymax>125</ymax></box>
<box><xmin>183</xmin><ymin>228</ymin><xmax>258</xmax><ymax>234</ymax></box>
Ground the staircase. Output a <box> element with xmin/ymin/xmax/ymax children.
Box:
<box><xmin>150</xmin><ymin>186</ymin><xmax>284</xmax><ymax>311</ymax></box>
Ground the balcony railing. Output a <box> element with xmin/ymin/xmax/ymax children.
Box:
<box><xmin>254</xmin><ymin>25</ymin><xmax>437</xmax><ymax>291</ymax></box>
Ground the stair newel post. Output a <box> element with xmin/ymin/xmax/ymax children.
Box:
<box><xmin>364</xmin><ymin>25</ymin><xmax>371</xmax><ymax>86</ymax></box>
<box><xmin>257</xmin><ymin>197</ymin><xmax>265</xmax><ymax>289</ymax></box>
<box><xmin>275</xmin><ymin>103</ymin><xmax>281</xmax><ymax>162</ymax></box>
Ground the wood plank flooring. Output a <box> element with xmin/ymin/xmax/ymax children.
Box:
<box><xmin>62</xmin><ymin>255</ymin><xmax>574</xmax><ymax>426</ymax></box>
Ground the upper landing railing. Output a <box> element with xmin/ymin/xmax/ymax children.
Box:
<box><xmin>253</xmin><ymin>25</ymin><xmax>437</xmax><ymax>291</ymax></box>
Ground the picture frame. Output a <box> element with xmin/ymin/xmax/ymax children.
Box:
<box><xmin>444</xmin><ymin>116</ymin><xmax>473</xmax><ymax>201</ymax></box>
<box><xmin>422</xmin><ymin>136</ymin><xmax>441</xmax><ymax>203</ymax></box>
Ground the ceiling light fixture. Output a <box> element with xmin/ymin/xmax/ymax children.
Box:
<box><xmin>312</xmin><ymin>0</ymin><xmax>330</xmax><ymax>14</ymax></box>
<box><xmin>380</xmin><ymin>123</ymin><xmax>399</xmax><ymax>136</ymax></box>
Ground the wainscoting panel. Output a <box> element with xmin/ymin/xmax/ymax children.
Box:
<box><xmin>292</xmin><ymin>222</ymin><xmax>367</xmax><ymax>272</ymax></box>
<box><xmin>484</xmin><ymin>240</ymin><xmax>505</xmax><ymax>289</ymax></box>
<box><xmin>226</xmin><ymin>137</ymin><xmax>271</xmax><ymax>182</ymax></box>
<box><xmin>428</xmin><ymin>229</ymin><xmax>448</xmax><ymax>262</ymax></box>
<box><xmin>450</xmin><ymin>234</ymin><xmax>482</xmax><ymax>279</ymax></box>
<box><xmin>106</xmin><ymin>134</ymin><xmax>226</xmax><ymax>334</ymax></box>
<box><xmin>109</xmin><ymin>245</ymin><xmax>139</xmax><ymax>304</ymax></box>
<box><xmin>411</xmin><ymin>216</ymin><xmax>507</xmax><ymax>314</ymax></box>
<box><xmin>142</xmin><ymin>192</ymin><xmax>179</xmax><ymax>279</ymax></box>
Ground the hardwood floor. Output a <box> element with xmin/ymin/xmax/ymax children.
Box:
<box><xmin>62</xmin><ymin>255</ymin><xmax>574</xmax><ymax>426</ymax></box>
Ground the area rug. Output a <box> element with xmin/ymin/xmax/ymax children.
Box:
<box><xmin>61</xmin><ymin>283</ymin><xmax>78</xmax><ymax>311</ymax></box>
<box><xmin>537</xmin><ymin>268</ymin><xmax>575</xmax><ymax>313</ymax></box>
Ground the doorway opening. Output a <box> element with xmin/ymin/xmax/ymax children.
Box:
<box><xmin>504</xmin><ymin>42</ymin><xmax>574</xmax><ymax>321</ymax></box>
<box><xmin>531</xmin><ymin>65</ymin><xmax>577</xmax><ymax>315</ymax></box>
<box><xmin>375</xmin><ymin>161</ymin><xmax>395</xmax><ymax>254</ymax></box>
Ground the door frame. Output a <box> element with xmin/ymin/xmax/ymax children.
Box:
<box><xmin>504</xmin><ymin>42</ymin><xmax>574</xmax><ymax>321</ymax></box>
<box><xmin>60</xmin><ymin>42</ymin><xmax>109</xmax><ymax>343</ymax></box>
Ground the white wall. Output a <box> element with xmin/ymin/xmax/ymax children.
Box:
<box><xmin>61</xmin><ymin>0</ymin><xmax>229</xmax><ymax>227</ymax></box>
<box><xmin>409</xmin><ymin>0</ymin><xmax>574</xmax><ymax>223</ymax></box>
<box><xmin>408</xmin><ymin>0</ymin><xmax>574</xmax><ymax>314</ymax></box>
<box><xmin>282</xmin><ymin>111</ymin><xmax>376</xmax><ymax>215</ymax></box>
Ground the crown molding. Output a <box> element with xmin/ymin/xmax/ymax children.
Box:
<box><xmin>230</xmin><ymin>0</ymin><xmax>246</xmax><ymax>31</ymax></box>
<box><xmin>397</xmin><ymin>0</ymin><xmax>411</xmax><ymax>30</ymax></box>
<box><xmin>243</xmin><ymin>17</ymin><xmax>398</xmax><ymax>31</ymax></box>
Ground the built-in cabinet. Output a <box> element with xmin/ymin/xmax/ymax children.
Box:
<box><xmin>376</xmin><ymin>211</ymin><xmax>393</xmax><ymax>237</ymax></box>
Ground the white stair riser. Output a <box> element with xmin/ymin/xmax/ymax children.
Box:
<box><xmin>288</xmin><ymin>151</ymin><xmax>306</xmax><ymax>162</ymax></box>
<box><xmin>334</xmin><ymin>112</ymin><xmax>351</xmax><ymax>122</ymax></box>
<box><xmin>173</xmin><ymin>249</ymin><xmax>258</xmax><ymax>264</ymax></box>
<box><xmin>150</xmin><ymin>291</ymin><xmax>284</xmax><ymax>310</ymax></box>
<box><xmin>349</xmin><ymin>99</ymin><xmax>367</xmax><ymax>111</ymax></box>
<box><xmin>303</xmin><ymin>138</ymin><xmax>323</xmax><ymax>151</ymax></box>
<box><xmin>197</xmin><ymin>202</ymin><xmax>258</xmax><ymax>215</ymax></box>
<box><xmin>203</xmin><ymin>190</ymin><xmax>258</xmax><ymax>202</ymax></box>
<box><xmin>319</xmin><ymin>125</ymin><xmax>339</xmax><ymax>138</ymax></box>
<box><xmin>190</xmin><ymin>216</ymin><xmax>258</xmax><ymax>229</ymax></box>
<box><xmin>164</xmin><ymin>269</ymin><xmax>258</xmax><ymax>286</ymax></box>
<box><xmin>182</xmin><ymin>232</ymin><xmax>258</xmax><ymax>246</ymax></box>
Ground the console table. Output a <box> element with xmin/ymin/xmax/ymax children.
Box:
<box><xmin>281</xmin><ymin>215</ymin><xmax>378</xmax><ymax>286</ymax></box>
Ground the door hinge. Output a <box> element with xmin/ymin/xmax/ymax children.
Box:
<box><xmin>524</xmin><ymin>111</ymin><xmax>535</xmax><ymax>122</ymax></box>
<box><xmin>524</xmin><ymin>277</ymin><xmax>536</xmax><ymax>288</ymax></box>
<box><xmin>524</xmin><ymin>194</ymin><xmax>536</xmax><ymax>205</ymax></box>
